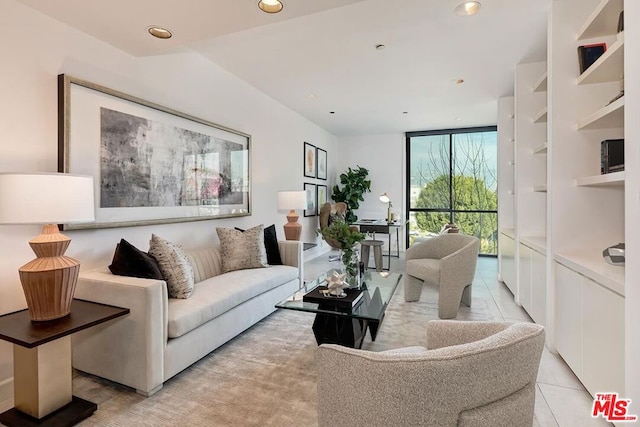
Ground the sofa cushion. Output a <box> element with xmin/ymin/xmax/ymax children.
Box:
<box><xmin>406</xmin><ymin>258</ymin><xmax>441</xmax><ymax>286</ymax></box>
<box><xmin>236</xmin><ymin>224</ymin><xmax>282</xmax><ymax>266</ymax></box>
<box><xmin>167</xmin><ymin>265</ymin><xmax>298</xmax><ymax>338</ymax></box>
<box><xmin>149</xmin><ymin>234</ymin><xmax>195</xmax><ymax>299</ymax></box>
<box><xmin>217</xmin><ymin>225</ymin><xmax>268</xmax><ymax>273</ymax></box>
<box><xmin>187</xmin><ymin>246</ymin><xmax>223</xmax><ymax>283</ymax></box>
<box><xmin>108</xmin><ymin>239</ymin><xmax>164</xmax><ymax>280</ymax></box>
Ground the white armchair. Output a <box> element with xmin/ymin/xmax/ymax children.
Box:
<box><xmin>404</xmin><ymin>234</ymin><xmax>480</xmax><ymax>318</ymax></box>
<box><xmin>317</xmin><ymin>320</ymin><xmax>545</xmax><ymax>427</ymax></box>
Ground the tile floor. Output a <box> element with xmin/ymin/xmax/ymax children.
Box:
<box><xmin>304</xmin><ymin>250</ymin><xmax>612</xmax><ymax>427</ymax></box>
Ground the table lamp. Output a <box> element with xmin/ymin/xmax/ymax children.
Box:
<box><xmin>379</xmin><ymin>192</ymin><xmax>393</xmax><ymax>223</ymax></box>
<box><xmin>0</xmin><ymin>173</ymin><xmax>95</xmax><ymax>321</ymax></box>
<box><xmin>277</xmin><ymin>190</ymin><xmax>307</xmax><ymax>241</ymax></box>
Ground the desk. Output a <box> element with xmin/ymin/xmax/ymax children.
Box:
<box><xmin>0</xmin><ymin>299</ymin><xmax>129</xmax><ymax>427</ymax></box>
<box><xmin>353</xmin><ymin>220</ymin><xmax>407</xmax><ymax>270</ymax></box>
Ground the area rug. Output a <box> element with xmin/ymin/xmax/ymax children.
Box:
<box><xmin>74</xmin><ymin>278</ymin><xmax>494</xmax><ymax>426</ymax></box>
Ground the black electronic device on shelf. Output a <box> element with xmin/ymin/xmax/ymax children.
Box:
<box><xmin>601</xmin><ymin>139</ymin><xmax>624</xmax><ymax>174</ymax></box>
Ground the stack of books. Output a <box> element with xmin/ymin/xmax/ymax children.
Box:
<box><xmin>303</xmin><ymin>286</ymin><xmax>364</xmax><ymax>310</ymax></box>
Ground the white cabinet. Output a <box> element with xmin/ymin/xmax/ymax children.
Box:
<box><xmin>518</xmin><ymin>241</ymin><xmax>546</xmax><ymax>325</ymax></box>
<box><xmin>554</xmin><ymin>261</ymin><xmax>625</xmax><ymax>396</ymax></box>
<box><xmin>499</xmin><ymin>231</ymin><xmax>516</xmax><ymax>294</ymax></box>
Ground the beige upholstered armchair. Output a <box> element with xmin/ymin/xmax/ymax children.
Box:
<box><xmin>317</xmin><ymin>320</ymin><xmax>545</xmax><ymax>427</ymax></box>
<box><xmin>404</xmin><ymin>234</ymin><xmax>480</xmax><ymax>319</ymax></box>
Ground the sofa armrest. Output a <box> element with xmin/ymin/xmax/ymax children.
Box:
<box><xmin>278</xmin><ymin>240</ymin><xmax>303</xmax><ymax>286</ymax></box>
<box><xmin>72</xmin><ymin>268</ymin><xmax>168</xmax><ymax>395</ymax></box>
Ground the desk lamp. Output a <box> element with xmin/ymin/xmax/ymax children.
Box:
<box><xmin>0</xmin><ymin>173</ymin><xmax>95</xmax><ymax>321</ymax></box>
<box><xmin>277</xmin><ymin>190</ymin><xmax>307</xmax><ymax>240</ymax></box>
<box><xmin>379</xmin><ymin>192</ymin><xmax>393</xmax><ymax>223</ymax></box>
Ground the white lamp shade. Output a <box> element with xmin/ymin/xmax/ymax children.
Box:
<box><xmin>0</xmin><ymin>173</ymin><xmax>95</xmax><ymax>224</ymax></box>
<box><xmin>379</xmin><ymin>193</ymin><xmax>391</xmax><ymax>203</ymax></box>
<box><xmin>277</xmin><ymin>191</ymin><xmax>307</xmax><ymax>210</ymax></box>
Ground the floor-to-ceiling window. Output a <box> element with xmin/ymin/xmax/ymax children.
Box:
<box><xmin>406</xmin><ymin>127</ymin><xmax>498</xmax><ymax>255</ymax></box>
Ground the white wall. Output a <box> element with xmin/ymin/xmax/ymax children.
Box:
<box><xmin>0</xmin><ymin>0</ymin><xmax>338</xmax><ymax>388</ymax></box>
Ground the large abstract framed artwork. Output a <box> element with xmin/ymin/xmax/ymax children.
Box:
<box><xmin>303</xmin><ymin>142</ymin><xmax>316</xmax><ymax>178</ymax></box>
<box><xmin>316</xmin><ymin>148</ymin><xmax>327</xmax><ymax>180</ymax></box>
<box><xmin>58</xmin><ymin>74</ymin><xmax>251</xmax><ymax>230</ymax></box>
<box><xmin>304</xmin><ymin>183</ymin><xmax>317</xmax><ymax>217</ymax></box>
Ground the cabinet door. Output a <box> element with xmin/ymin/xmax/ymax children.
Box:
<box><xmin>554</xmin><ymin>262</ymin><xmax>582</xmax><ymax>378</ymax></box>
<box><xmin>530</xmin><ymin>249</ymin><xmax>546</xmax><ymax>326</ymax></box>
<box><xmin>518</xmin><ymin>244</ymin><xmax>532</xmax><ymax>312</ymax></box>
<box><xmin>500</xmin><ymin>233</ymin><xmax>516</xmax><ymax>294</ymax></box>
<box><xmin>581</xmin><ymin>278</ymin><xmax>625</xmax><ymax>396</ymax></box>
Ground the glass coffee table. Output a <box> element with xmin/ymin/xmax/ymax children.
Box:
<box><xmin>275</xmin><ymin>271</ymin><xmax>402</xmax><ymax>348</ymax></box>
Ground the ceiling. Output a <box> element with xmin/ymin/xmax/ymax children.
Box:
<box><xmin>17</xmin><ymin>0</ymin><xmax>551</xmax><ymax>137</ymax></box>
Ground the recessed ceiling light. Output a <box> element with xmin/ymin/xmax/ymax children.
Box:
<box><xmin>308</xmin><ymin>94</ymin><xmax>317</xmax><ymax>98</ymax></box>
<box><xmin>148</xmin><ymin>26</ymin><xmax>172</xmax><ymax>39</ymax></box>
<box><xmin>455</xmin><ymin>1</ymin><xmax>481</xmax><ymax>16</ymax></box>
<box><xmin>329</xmin><ymin>111</ymin><xmax>335</xmax><ymax>114</ymax></box>
<box><xmin>402</xmin><ymin>111</ymin><xmax>408</xmax><ymax>114</ymax></box>
<box><xmin>258</xmin><ymin>0</ymin><xmax>283</xmax><ymax>13</ymax></box>
<box><xmin>455</xmin><ymin>79</ymin><xmax>465</xmax><ymax>84</ymax></box>
<box><xmin>375</xmin><ymin>44</ymin><xmax>386</xmax><ymax>51</ymax></box>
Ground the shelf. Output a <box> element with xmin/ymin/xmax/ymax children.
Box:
<box><xmin>533</xmin><ymin>72</ymin><xmax>547</xmax><ymax>92</ymax></box>
<box><xmin>533</xmin><ymin>143</ymin><xmax>548</xmax><ymax>154</ymax></box>
<box><xmin>554</xmin><ymin>250</ymin><xmax>624</xmax><ymax>297</ymax></box>
<box><xmin>575</xmin><ymin>171</ymin><xmax>624</xmax><ymax>187</ymax></box>
<box><xmin>520</xmin><ymin>235</ymin><xmax>546</xmax><ymax>254</ymax></box>
<box><xmin>577</xmin><ymin>0</ymin><xmax>623</xmax><ymax>40</ymax></box>
<box><xmin>533</xmin><ymin>185</ymin><xmax>547</xmax><ymax>193</ymax></box>
<box><xmin>577</xmin><ymin>35</ymin><xmax>624</xmax><ymax>85</ymax></box>
<box><xmin>500</xmin><ymin>228</ymin><xmax>515</xmax><ymax>239</ymax></box>
<box><xmin>577</xmin><ymin>96</ymin><xmax>624</xmax><ymax>130</ymax></box>
<box><xmin>533</xmin><ymin>106</ymin><xmax>548</xmax><ymax>123</ymax></box>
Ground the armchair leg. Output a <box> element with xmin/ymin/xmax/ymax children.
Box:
<box><xmin>404</xmin><ymin>275</ymin><xmax>423</xmax><ymax>302</ymax></box>
<box><xmin>461</xmin><ymin>284</ymin><xmax>472</xmax><ymax>307</ymax></box>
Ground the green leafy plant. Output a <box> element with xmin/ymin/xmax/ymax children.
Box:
<box><xmin>331</xmin><ymin>166</ymin><xmax>371</xmax><ymax>223</ymax></box>
<box><xmin>316</xmin><ymin>219</ymin><xmax>365</xmax><ymax>277</ymax></box>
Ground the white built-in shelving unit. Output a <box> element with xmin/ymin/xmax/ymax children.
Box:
<box><xmin>498</xmin><ymin>0</ymin><xmax>639</xmax><ymax>405</ymax></box>
<box><xmin>497</xmin><ymin>97</ymin><xmax>516</xmax><ymax>294</ymax></box>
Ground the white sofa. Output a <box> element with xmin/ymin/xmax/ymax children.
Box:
<box><xmin>71</xmin><ymin>240</ymin><xmax>303</xmax><ymax>396</ymax></box>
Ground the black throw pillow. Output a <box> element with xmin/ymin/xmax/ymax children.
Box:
<box><xmin>109</xmin><ymin>239</ymin><xmax>164</xmax><ymax>280</ymax></box>
<box><xmin>234</xmin><ymin>224</ymin><xmax>283</xmax><ymax>266</ymax></box>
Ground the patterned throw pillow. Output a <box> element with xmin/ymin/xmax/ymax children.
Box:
<box><xmin>217</xmin><ymin>224</ymin><xmax>268</xmax><ymax>273</ymax></box>
<box><xmin>148</xmin><ymin>234</ymin><xmax>195</xmax><ymax>299</ymax></box>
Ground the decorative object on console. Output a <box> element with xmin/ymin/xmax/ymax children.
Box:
<box><xmin>148</xmin><ymin>234</ymin><xmax>195</xmax><ymax>299</ymax></box>
<box><xmin>216</xmin><ymin>224</ymin><xmax>268</xmax><ymax>273</ymax></box>
<box><xmin>58</xmin><ymin>74</ymin><xmax>251</xmax><ymax>230</ymax></box>
<box><xmin>109</xmin><ymin>239</ymin><xmax>163</xmax><ymax>279</ymax></box>
<box><xmin>331</xmin><ymin>166</ymin><xmax>371</xmax><ymax>223</ymax></box>
<box><xmin>277</xmin><ymin>190</ymin><xmax>307</xmax><ymax>240</ymax></box>
<box><xmin>0</xmin><ymin>173</ymin><xmax>94</xmax><ymax>321</ymax></box>
<box><xmin>577</xmin><ymin>43</ymin><xmax>606</xmax><ymax>74</ymax></box>
<box><xmin>304</xmin><ymin>142</ymin><xmax>317</xmax><ymax>178</ymax></box>
<box><xmin>258</xmin><ymin>0</ymin><xmax>283</xmax><ymax>14</ymax></box>
<box><xmin>439</xmin><ymin>223</ymin><xmax>460</xmax><ymax>234</ymax></box>
<box><xmin>379</xmin><ymin>192</ymin><xmax>393</xmax><ymax>223</ymax></box>
<box><xmin>601</xmin><ymin>139</ymin><xmax>624</xmax><ymax>174</ymax></box>
<box><xmin>304</xmin><ymin>183</ymin><xmax>317</xmax><ymax>217</ymax></box>
<box><xmin>603</xmin><ymin>243</ymin><xmax>625</xmax><ymax>266</ymax></box>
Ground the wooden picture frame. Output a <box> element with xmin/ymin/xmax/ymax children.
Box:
<box><xmin>304</xmin><ymin>183</ymin><xmax>317</xmax><ymax>217</ymax></box>
<box><xmin>316</xmin><ymin>148</ymin><xmax>327</xmax><ymax>180</ymax></box>
<box><xmin>58</xmin><ymin>74</ymin><xmax>251</xmax><ymax>230</ymax></box>
<box><xmin>304</xmin><ymin>142</ymin><xmax>317</xmax><ymax>178</ymax></box>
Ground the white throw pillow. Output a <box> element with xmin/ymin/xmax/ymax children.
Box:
<box><xmin>216</xmin><ymin>224</ymin><xmax>268</xmax><ymax>273</ymax></box>
<box><xmin>148</xmin><ymin>234</ymin><xmax>195</xmax><ymax>299</ymax></box>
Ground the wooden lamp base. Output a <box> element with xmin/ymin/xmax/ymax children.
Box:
<box><xmin>283</xmin><ymin>210</ymin><xmax>302</xmax><ymax>241</ymax></box>
<box><xmin>18</xmin><ymin>224</ymin><xmax>80</xmax><ymax>321</ymax></box>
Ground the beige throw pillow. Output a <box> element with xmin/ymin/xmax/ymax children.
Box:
<box><xmin>148</xmin><ymin>234</ymin><xmax>195</xmax><ymax>299</ymax></box>
<box><xmin>217</xmin><ymin>225</ymin><xmax>268</xmax><ymax>273</ymax></box>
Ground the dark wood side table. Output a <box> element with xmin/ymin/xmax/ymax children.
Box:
<box><xmin>0</xmin><ymin>299</ymin><xmax>129</xmax><ymax>427</ymax></box>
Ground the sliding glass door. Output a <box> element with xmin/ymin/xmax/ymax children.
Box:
<box><xmin>406</xmin><ymin>127</ymin><xmax>498</xmax><ymax>255</ymax></box>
